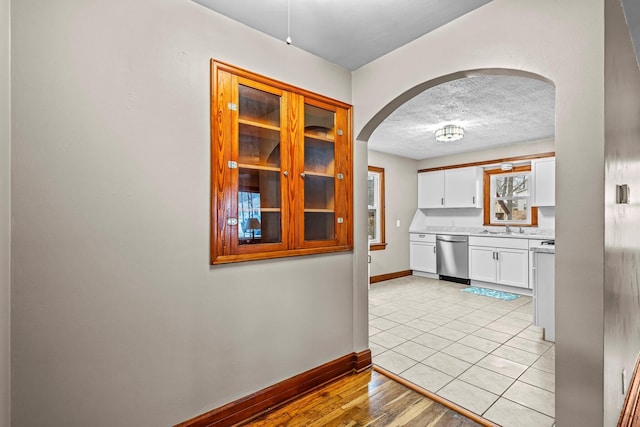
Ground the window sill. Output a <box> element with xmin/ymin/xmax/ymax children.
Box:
<box><xmin>369</xmin><ymin>243</ymin><xmax>387</xmax><ymax>251</ymax></box>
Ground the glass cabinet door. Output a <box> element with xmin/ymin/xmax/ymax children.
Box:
<box><xmin>236</xmin><ymin>84</ymin><xmax>283</xmax><ymax>247</ymax></box>
<box><xmin>210</xmin><ymin>61</ymin><xmax>352</xmax><ymax>264</ymax></box>
<box><xmin>302</xmin><ymin>103</ymin><xmax>336</xmax><ymax>242</ymax></box>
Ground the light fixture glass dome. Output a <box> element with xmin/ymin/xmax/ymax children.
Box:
<box><xmin>435</xmin><ymin>125</ymin><xmax>464</xmax><ymax>142</ymax></box>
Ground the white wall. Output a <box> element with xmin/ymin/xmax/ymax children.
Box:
<box><xmin>368</xmin><ymin>150</ymin><xmax>417</xmax><ymax>277</ymax></box>
<box><xmin>353</xmin><ymin>1</ymin><xmax>605</xmax><ymax>425</ymax></box>
<box><xmin>10</xmin><ymin>1</ymin><xmax>366</xmax><ymax>426</ymax></box>
<box><xmin>415</xmin><ymin>139</ymin><xmax>556</xmax><ymax>231</ymax></box>
<box><xmin>416</xmin><ymin>139</ymin><xmax>555</xmax><ymax>170</ymax></box>
<box><xmin>0</xmin><ymin>0</ymin><xmax>10</xmax><ymax>424</ymax></box>
<box><xmin>415</xmin><ymin>207</ymin><xmax>555</xmax><ymax>231</ymax></box>
<box><xmin>603</xmin><ymin>0</ymin><xmax>640</xmax><ymax>424</ymax></box>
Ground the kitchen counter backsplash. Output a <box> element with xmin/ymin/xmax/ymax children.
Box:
<box><xmin>408</xmin><ymin>225</ymin><xmax>555</xmax><ymax>240</ymax></box>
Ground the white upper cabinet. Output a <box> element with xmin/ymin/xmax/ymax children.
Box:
<box><xmin>418</xmin><ymin>167</ymin><xmax>482</xmax><ymax>209</ymax></box>
<box><xmin>444</xmin><ymin>167</ymin><xmax>482</xmax><ymax>208</ymax></box>
<box><xmin>532</xmin><ymin>157</ymin><xmax>555</xmax><ymax>207</ymax></box>
<box><xmin>418</xmin><ymin>171</ymin><xmax>445</xmax><ymax>208</ymax></box>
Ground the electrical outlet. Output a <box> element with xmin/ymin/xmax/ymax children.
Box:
<box><xmin>623</xmin><ymin>369</ymin><xmax>627</xmax><ymax>395</ymax></box>
<box><xmin>396</xmin><ymin>220</ymin><xmax>401</xmax><ymax>228</ymax></box>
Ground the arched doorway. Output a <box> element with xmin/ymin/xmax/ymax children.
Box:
<box><xmin>364</xmin><ymin>69</ymin><xmax>558</xmax><ymax>426</ymax></box>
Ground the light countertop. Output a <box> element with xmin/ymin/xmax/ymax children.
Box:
<box><xmin>530</xmin><ymin>246</ymin><xmax>556</xmax><ymax>254</ymax></box>
<box><xmin>409</xmin><ymin>226</ymin><xmax>555</xmax><ymax>241</ymax></box>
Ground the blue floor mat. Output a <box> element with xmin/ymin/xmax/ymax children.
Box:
<box><xmin>461</xmin><ymin>286</ymin><xmax>520</xmax><ymax>301</ymax></box>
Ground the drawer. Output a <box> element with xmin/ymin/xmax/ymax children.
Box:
<box><xmin>410</xmin><ymin>233</ymin><xmax>436</xmax><ymax>243</ymax></box>
<box><xmin>469</xmin><ymin>236</ymin><xmax>529</xmax><ymax>250</ymax></box>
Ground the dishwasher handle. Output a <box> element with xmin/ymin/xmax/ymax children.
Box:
<box><xmin>436</xmin><ymin>235</ymin><xmax>468</xmax><ymax>243</ymax></box>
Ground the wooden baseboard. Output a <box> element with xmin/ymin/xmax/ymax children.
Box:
<box><xmin>619</xmin><ymin>352</ymin><xmax>640</xmax><ymax>426</ymax></box>
<box><xmin>353</xmin><ymin>349</ymin><xmax>372</xmax><ymax>372</ymax></box>
<box><xmin>369</xmin><ymin>270</ymin><xmax>412</xmax><ymax>284</ymax></box>
<box><xmin>373</xmin><ymin>366</ymin><xmax>499</xmax><ymax>427</ymax></box>
<box><xmin>176</xmin><ymin>350</ymin><xmax>372</xmax><ymax>427</ymax></box>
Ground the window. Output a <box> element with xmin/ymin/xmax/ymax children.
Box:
<box><xmin>368</xmin><ymin>166</ymin><xmax>386</xmax><ymax>250</ymax></box>
<box><xmin>483</xmin><ymin>165</ymin><xmax>538</xmax><ymax>226</ymax></box>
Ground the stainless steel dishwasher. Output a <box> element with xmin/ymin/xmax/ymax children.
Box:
<box><xmin>436</xmin><ymin>235</ymin><xmax>470</xmax><ymax>284</ymax></box>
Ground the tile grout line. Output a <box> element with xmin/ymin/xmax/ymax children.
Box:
<box><xmin>370</xmin><ymin>275</ymin><xmax>555</xmax><ymax>424</ymax></box>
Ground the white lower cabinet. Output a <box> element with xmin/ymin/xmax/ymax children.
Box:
<box><xmin>468</xmin><ymin>236</ymin><xmax>529</xmax><ymax>289</ymax></box>
<box><xmin>469</xmin><ymin>246</ymin><xmax>496</xmax><ymax>282</ymax></box>
<box><xmin>496</xmin><ymin>248</ymin><xmax>529</xmax><ymax>288</ymax></box>
<box><xmin>410</xmin><ymin>233</ymin><xmax>437</xmax><ymax>273</ymax></box>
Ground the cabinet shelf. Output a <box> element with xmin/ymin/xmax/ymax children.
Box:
<box><xmin>304</xmin><ymin>132</ymin><xmax>334</xmax><ymax>142</ymax></box>
<box><xmin>238</xmin><ymin>118</ymin><xmax>281</xmax><ymax>132</ymax></box>
<box><xmin>238</xmin><ymin>164</ymin><xmax>281</xmax><ymax>172</ymax></box>
<box><xmin>238</xmin><ymin>84</ymin><xmax>280</xmax><ymax>128</ymax></box>
<box><xmin>304</xmin><ymin>171</ymin><xmax>334</xmax><ymax>178</ymax></box>
<box><xmin>239</xmin><ymin>207</ymin><xmax>281</xmax><ymax>213</ymax></box>
<box><xmin>238</xmin><ymin>122</ymin><xmax>281</xmax><ymax>167</ymax></box>
<box><xmin>304</xmin><ymin>208</ymin><xmax>335</xmax><ymax>213</ymax></box>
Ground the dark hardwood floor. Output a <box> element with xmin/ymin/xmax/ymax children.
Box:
<box><xmin>241</xmin><ymin>369</ymin><xmax>484</xmax><ymax>426</ymax></box>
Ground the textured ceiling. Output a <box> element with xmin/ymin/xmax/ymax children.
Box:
<box><xmin>191</xmin><ymin>1</ymin><xmax>640</xmax><ymax>160</ymax></box>
<box><xmin>192</xmin><ymin>0</ymin><xmax>491</xmax><ymax>71</ymax></box>
<box><xmin>368</xmin><ymin>75</ymin><xmax>556</xmax><ymax>160</ymax></box>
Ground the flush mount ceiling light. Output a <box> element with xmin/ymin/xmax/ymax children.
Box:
<box><xmin>435</xmin><ymin>125</ymin><xmax>464</xmax><ymax>142</ymax></box>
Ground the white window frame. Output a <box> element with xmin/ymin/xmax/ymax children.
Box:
<box><xmin>490</xmin><ymin>170</ymin><xmax>533</xmax><ymax>225</ymax></box>
<box><xmin>368</xmin><ymin>166</ymin><xmax>386</xmax><ymax>250</ymax></box>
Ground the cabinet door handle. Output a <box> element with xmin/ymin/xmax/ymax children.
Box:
<box><xmin>472</xmin><ymin>196</ymin><xmax>475</xmax><ymax>204</ymax></box>
<box><xmin>283</xmin><ymin>171</ymin><xmax>288</xmax><ymax>176</ymax></box>
<box><xmin>300</xmin><ymin>173</ymin><xmax>306</xmax><ymax>178</ymax></box>
<box><xmin>433</xmin><ymin>246</ymin><xmax>436</xmax><ymax>253</ymax></box>
<box><xmin>441</xmin><ymin>197</ymin><xmax>444</xmax><ymax>205</ymax></box>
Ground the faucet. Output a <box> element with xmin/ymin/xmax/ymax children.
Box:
<box><xmin>519</xmin><ymin>227</ymin><xmax>525</xmax><ymax>234</ymax></box>
<box><xmin>505</xmin><ymin>224</ymin><xmax>511</xmax><ymax>234</ymax></box>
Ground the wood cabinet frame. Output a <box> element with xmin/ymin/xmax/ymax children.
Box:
<box><xmin>210</xmin><ymin>60</ymin><xmax>353</xmax><ymax>264</ymax></box>
<box><xmin>483</xmin><ymin>165</ymin><xmax>538</xmax><ymax>227</ymax></box>
<box><xmin>368</xmin><ymin>166</ymin><xmax>386</xmax><ymax>251</ymax></box>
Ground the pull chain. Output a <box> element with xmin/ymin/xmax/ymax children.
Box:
<box><xmin>286</xmin><ymin>0</ymin><xmax>292</xmax><ymax>45</ymax></box>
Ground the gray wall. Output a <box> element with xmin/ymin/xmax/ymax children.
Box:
<box><xmin>352</xmin><ymin>0</ymin><xmax>606</xmax><ymax>425</ymax></box>
<box><xmin>367</xmin><ymin>150</ymin><xmax>417</xmax><ymax>277</ymax></box>
<box><xmin>604</xmin><ymin>0</ymin><xmax>640</xmax><ymax>424</ymax></box>
<box><xmin>10</xmin><ymin>1</ymin><xmax>366</xmax><ymax>426</ymax></box>
<box><xmin>0</xmin><ymin>0</ymin><xmax>10</xmax><ymax>424</ymax></box>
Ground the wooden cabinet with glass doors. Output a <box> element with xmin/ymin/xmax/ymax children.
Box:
<box><xmin>210</xmin><ymin>61</ymin><xmax>353</xmax><ymax>264</ymax></box>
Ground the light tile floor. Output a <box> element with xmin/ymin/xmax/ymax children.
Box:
<box><xmin>370</xmin><ymin>275</ymin><xmax>556</xmax><ymax>427</ymax></box>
